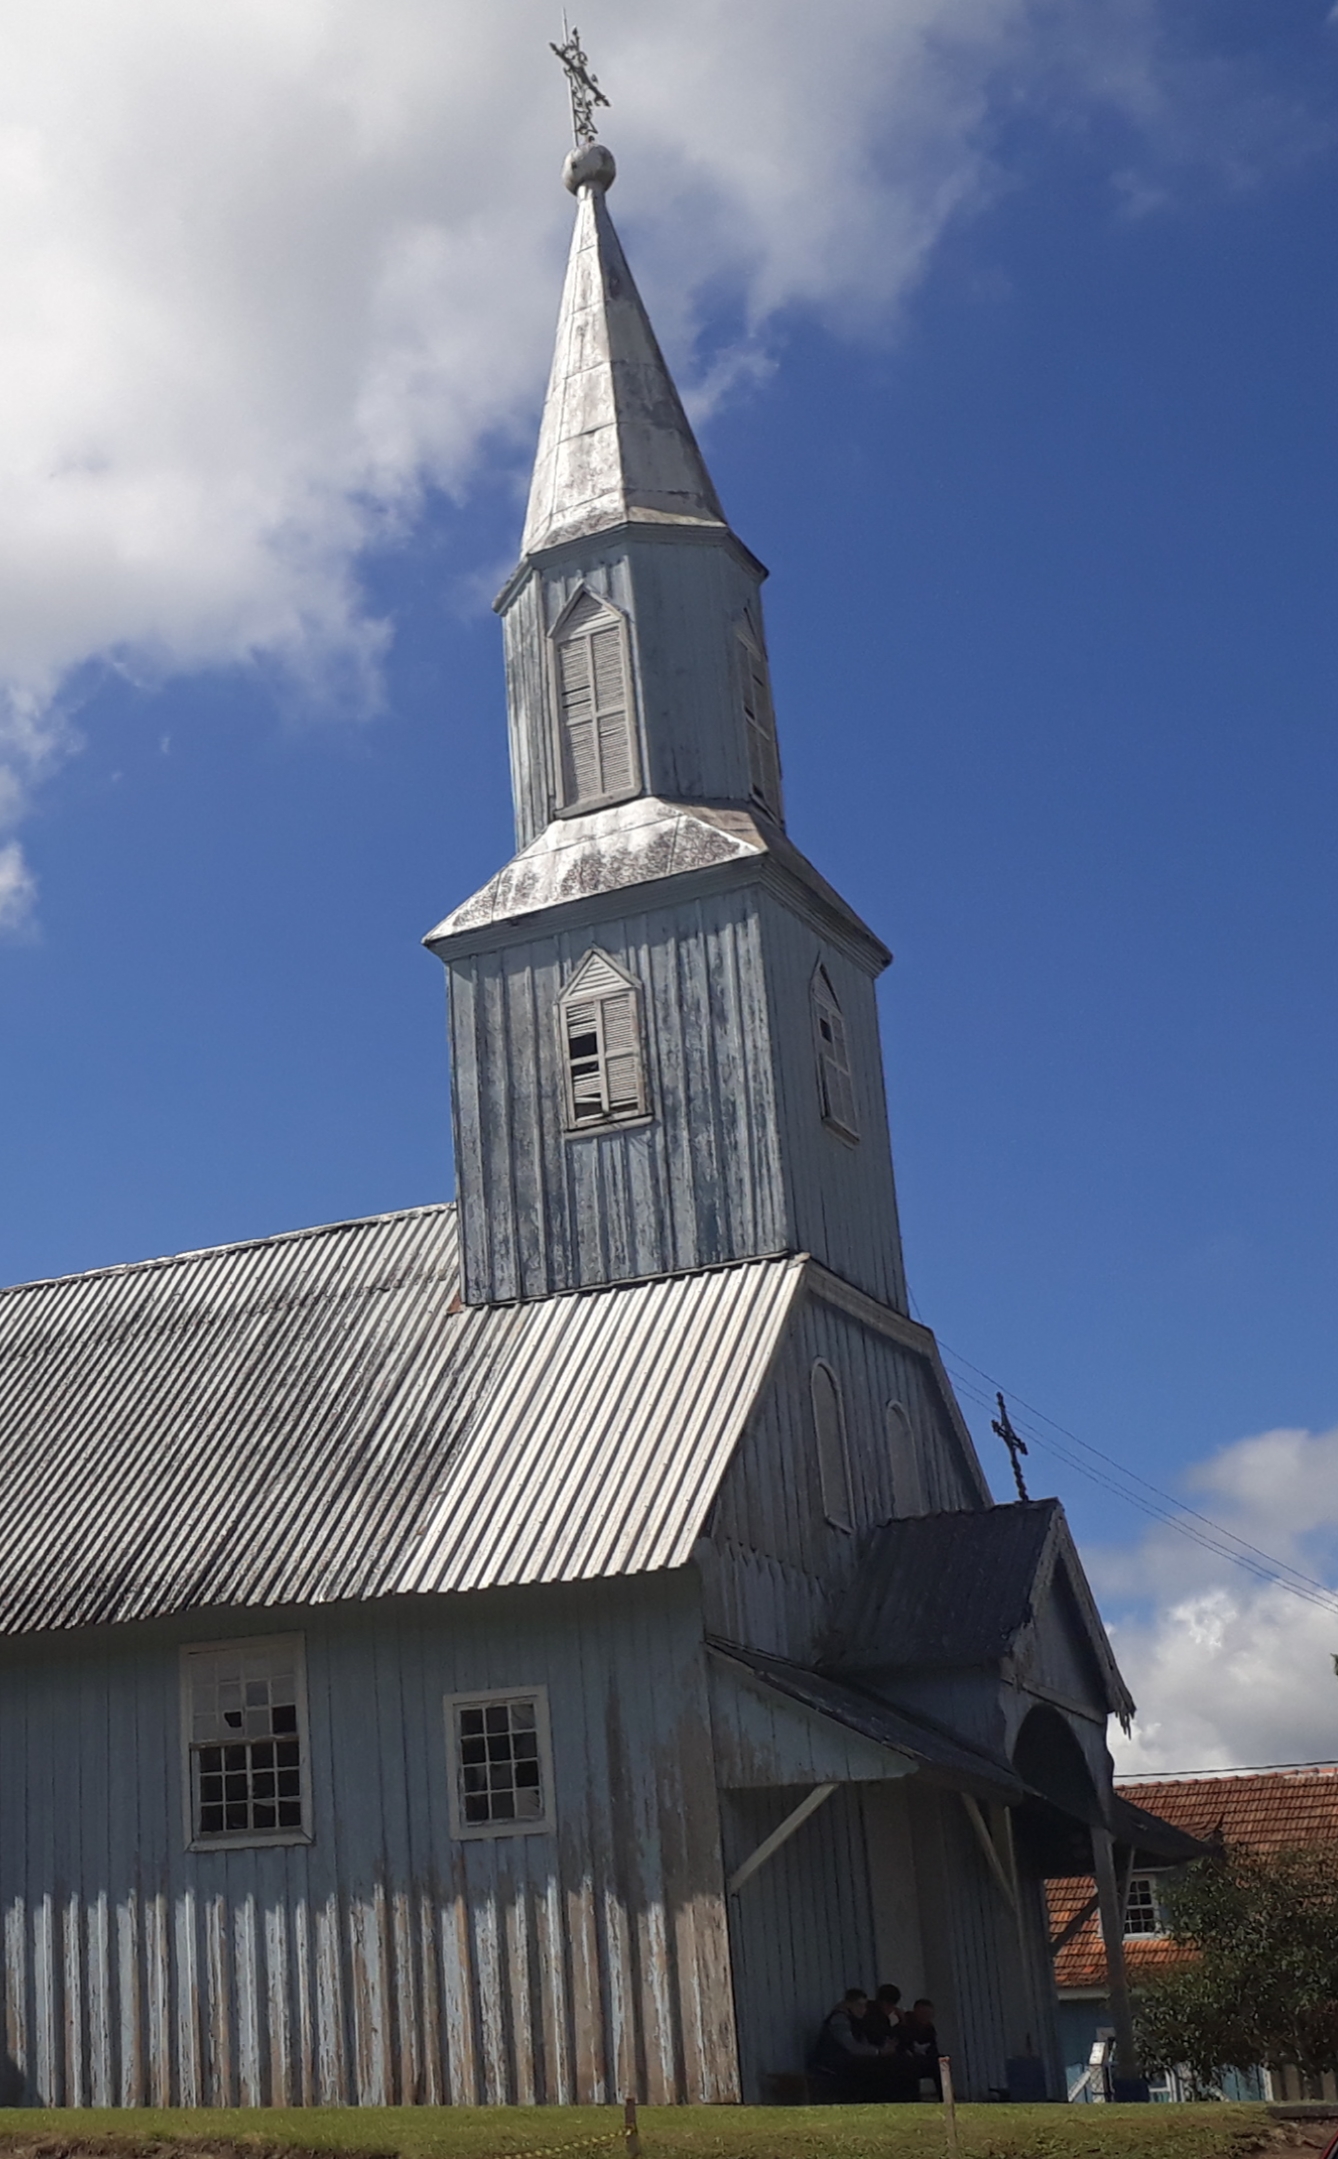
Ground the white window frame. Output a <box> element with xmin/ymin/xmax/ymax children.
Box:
<box><xmin>736</xmin><ymin>619</ymin><xmax>783</xmax><ymax>820</ymax></box>
<box><xmin>445</xmin><ymin>1684</ymin><xmax>556</xmax><ymax>1841</ymax></box>
<box><xmin>549</xmin><ymin>587</ymin><xmax>641</xmax><ymax>815</ymax></box>
<box><xmin>179</xmin><ymin>1633</ymin><xmax>313</xmax><ymax>1853</ymax></box>
<box><xmin>1123</xmin><ymin>1872</ymin><xmax>1166</xmax><ymax>1938</ymax></box>
<box><xmin>811</xmin><ymin>1360</ymin><xmax>854</xmax><ymax>1532</ymax></box>
<box><xmin>812</xmin><ymin>964</ymin><xmax>859</xmax><ymax>1143</ymax></box>
<box><xmin>557</xmin><ymin>948</ymin><xmax>652</xmax><ymax>1135</ymax></box>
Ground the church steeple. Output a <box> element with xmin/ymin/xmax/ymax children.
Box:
<box><xmin>491</xmin><ymin>148</ymin><xmax>781</xmax><ymax>850</ymax></box>
<box><xmin>427</xmin><ymin>141</ymin><xmax>909</xmax><ymax>1316</ymax></box>
<box><xmin>523</xmin><ymin>144</ymin><xmax>726</xmax><ymax>555</ymax></box>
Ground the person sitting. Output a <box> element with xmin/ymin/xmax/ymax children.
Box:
<box><xmin>902</xmin><ymin>1999</ymin><xmax>942</xmax><ymax>2098</ymax></box>
<box><xmin>863</xmin><ymin>1985</ymin><xmax>921</xmax><ymax>2101</ymax></box>
<box><xmin>861</xmin><ymin>1983</ymin><xmax>903</xmax><ymax>2046</ymax></box>
<box><xmin>810</xmin><ymin>1989</ymin><xmax>882</xmax><ymax>2099</ymax></box>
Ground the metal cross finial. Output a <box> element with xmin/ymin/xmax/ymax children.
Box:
<box><xmin>991</xmin><ymin>1392</ymin><xmax>1031</xmax><ymax>1503</ymax></box>
<box><xmin>550</xmin><ymin>19</ymin><xmax>610</xmax><ymax>146</ymax></box>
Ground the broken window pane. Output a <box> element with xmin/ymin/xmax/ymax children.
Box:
<box><xmin>184</xmin><ymin>1639</ymin><xmax>307</xmax><ymax>1844</ymax></box>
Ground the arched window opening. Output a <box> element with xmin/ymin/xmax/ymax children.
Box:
<box><xmin>552</xmin><ymin>591</ymin><xmax>638</xmax><ymax>811</ymax></box>
<box><xmin>812</xmin><ymin>965</ymin><xmax>858</xmax><ymax>1141</ymax></box>
<box><xmin>811</xmin><ymin>1361</ymin><xmax>853</xmax><ymax>1532</ymax></box>
<box><xmin>886</xmin><ymin>1401</ymin><xmax>926</xmax><ymax>1518</ymax></box>
<box><xmin>557</xmin><ymin>949</ymin><xmax>649</xmax><ymax>1132</ymax></box>
<box><xmin>737</xmin><ymin>620</ymin><xmax>782</xmax><ymax>818</ymax></box>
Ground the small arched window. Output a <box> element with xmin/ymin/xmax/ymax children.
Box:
<box><xmin>811</xmin><ymin>1361</ymin><xmax>853</xmax><ymax>1532</ymax></box>
<box><xmin>736</xmin><ymin>617</ymin><xmax>782</xmax><ymax>818</ymax></box>
<box><xmin>886</xmin><ymin>1401</ymin><xmax>925</xmax><ymax>1518</ymax></box>
<box><xmin>552</xmin><ymin>591</ymin><xmax>639</xmax><ymax>811</ymax></box>
<box><xmin>812</xmin><ymin>965</ymin><xmax>858</xmax><ymax>1141</ymax></box>
<box><xmin>557</xmin><ymin>949</ymin><xmax>649</xmax><ymax>1132</ymax></box>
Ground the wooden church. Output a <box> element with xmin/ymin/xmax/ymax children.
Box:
<box><xmin>0</xmin><ymin>134</ymin><xmax>1191</xmax><ymax>2109</ymax></box>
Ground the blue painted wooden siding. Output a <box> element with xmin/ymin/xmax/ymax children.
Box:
<box><xmin>500</xmin><ymin>535</ymin><xmax>769</xmax><ymax>850</ymax></box>
<box><xmin>0</xmin><ymin>1576</ymin><xmax>737</xmax><ymax>2108</ymax></box>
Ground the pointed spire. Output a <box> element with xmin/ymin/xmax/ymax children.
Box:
<box><xmin>521</xmin><ymin>146</ymin><xmax>727</xmax><ymax>557</ymax></box>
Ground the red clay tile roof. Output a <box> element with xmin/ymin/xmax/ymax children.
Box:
<box><xmin>1050</xmin><ymin>1769</ymin><xmax>1338</xmax><ymax>1992</ymax></box>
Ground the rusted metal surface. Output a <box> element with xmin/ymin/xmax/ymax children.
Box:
<box><xmin>0</xmin><ymin>1203</ymin><xmax>803</xmax><ymax>1636</ymax></box>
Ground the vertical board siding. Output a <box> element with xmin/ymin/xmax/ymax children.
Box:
<box><xmin>450</xmin><ymin>884</ymin><xmax>912</xmax><ymax>1315</ymax></box>
<box><xmin>703</xmin><ymin>1290</ymin><xmax>981</xmax><ymax>1664</ymax></box>
<box><xmin>501</xmin><ymin>537</ymin><xmax>767</xmax><ymax>855</ymax></box>
<box><xmin>0</xmin><ymin>1577</ymin><xmax>737</xmax><ymax>2108</ymax></box>
<box><xmin>721</xmin><ymin>1781</ymin><xmax>879</xmax><ymax>2103</ymax></box>
<box><xmin>451</xmin><ymin>891</ymin><xmax>791</xmax><ymax>1307</ymax></box>
<box><xmin>759</xmin><ymin>908</ymin><xmax>907</xmax><ymax>1313</ymax></box>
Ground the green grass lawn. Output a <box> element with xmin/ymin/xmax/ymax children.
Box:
<box><xmin>0</xmin><ymin>2103</ymin><xmax>1305</xmax><ymax>2159</ymax></box>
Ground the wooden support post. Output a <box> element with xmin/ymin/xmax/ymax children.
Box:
<box><xmin>727</xmin><ymin>1782</ymin><xmax>837</xmax><ymax>1894</ymax></box>
<box><xmin>623</xmin><ymin>2097</ymin><xmax>640</xmax><ymax>2157</ymax></box>
<box><xmin>1092</xmin><ymin>1825</ymin><xmax>1142</xmax><ymax>2090</ymax></box>
<box><xmin>961</xmin><ymin>1793</ymin><xmax>1016</xmax><ymax>1912</ymax></box>
<box><xmin>940</xmin><ymin>2056</ymin><xmax>960</xmax><ymax>2159</ymax></box>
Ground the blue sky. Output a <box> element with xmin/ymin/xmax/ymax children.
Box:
<box><xmin>0</xmin><ymin>2</ymin><xmax>1335</xmax><ymax>1766</ymax></box>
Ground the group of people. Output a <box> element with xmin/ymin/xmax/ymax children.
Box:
<box><xmin>811</xmin><ymin>1986</ymin><xmax>942</xmax><ymax>2103</ymax></box>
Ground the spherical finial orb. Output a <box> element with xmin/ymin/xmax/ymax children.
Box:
<box><xmin>563</xmin><ymin>142</ymin><xmax>616</xmax><ymax>194</ymax></box>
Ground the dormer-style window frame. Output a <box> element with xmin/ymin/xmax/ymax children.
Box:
<box><xmin>811</xmin><ymin>1361</ymin><xmax>854</xmax><ymax>1532</ymax></box>
<box><xmin>557</xmin><ymin>948</ymin><xmax>651</xmax><ymax>1134</ymax></box>
<box><xmin>549</xmin><ymin>587</ymin><xmax>641</xmax><ymax>815</ymax></box>
<box><xmin>886</xmin><ymin>1401</ymin><xmax>926</xmax><ymax>1517</ymax></box>
<box><xmin>812</xmin><ymin>964</ymin><xmax>859</xmax><ymax>1142</ymax></box>
<box><xmin>736</xmin><ymin>614</ymin><xmax>783</xmax><ymax>821</ymax></box>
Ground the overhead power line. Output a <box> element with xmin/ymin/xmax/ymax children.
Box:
<box><xmin>935</xmin><ymin>1342</ymin><xmax>1338</xmax><ymax>1623</ymax></box>
<box><xmin>1117</xmin><ymin>1758</ymin><xmax>1338</xmax><ymax>1781</ymax></box>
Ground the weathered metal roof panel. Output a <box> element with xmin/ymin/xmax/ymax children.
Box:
<box><xmin>522</xmin><ymin>179</ymin><xmax>726</xmax><ymax>556</ymax></box>
<box><xmin>0</xmin><ymin>1205</ymin><xmax>804</xmax><ymax>1636</ymax></box>
<box><xmin>825</xmin><ymin>1497</ymin><xmax>1135</xmax><ymax>1724</ymax></box>
<box><xmin>827</xmin><ymin>1501</ymin><xmax>1060</xmax><ymax>1671</ymax></box>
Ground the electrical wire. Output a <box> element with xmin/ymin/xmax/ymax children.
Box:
<box><xmin>934</xmin><ymin>1344</ymin><xmax>1338</xmax><ymax>1622</ymax></box>
<box><xmin>1117</xmin><ymin>1758</ymin><xmax>1338</xmax><ymax>1781</ymax></box>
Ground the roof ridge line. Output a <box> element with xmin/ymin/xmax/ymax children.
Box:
<box><xmin>0</xmin><ymin>1200</ymin><xmax>458</xmax><ymax>1302</ymax></box>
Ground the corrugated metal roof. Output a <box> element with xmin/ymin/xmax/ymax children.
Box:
<box><xmin>827</xmin><ymin>1499</ymin><xmax>1060</xmax><ymax>1668</ymax></box>
<box><xmin>825</xmin><ymin>1497</ymin><xmax>1134</xmax><ymax>1724</ymax></box>
<box><xmin>0</xmin><ymin>1205</ymin><xmax>805</xmax><ymax>1636</ymax></box>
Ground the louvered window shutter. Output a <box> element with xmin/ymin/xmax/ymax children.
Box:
<box><xmin>564</xmin><ymin>996</ymin><xmax>606</xmax><ymax>1124</ymax></box>
<box><xmin>559</xmin><ymin>952</ymin><xmax>649</xmax><ymax>1129</ymax></box>
<box><xmin>557</xmin><ymin>639</ymin><xmax>601</xmax><ymax>805</ymax></box>
<box><xmin>555</xmin><ymin>598</ymin><xmax>638</xmax><ymax>809</ymax></box>
<box><xmin>813</xmin><ymin>971</ymin><xmax>859</xmax><ymax>1140</ymax></box>
<box><xmin>739</xmin><ymin>637</ymin><xmax>782</xmax><ymax>816</ymax></box>
<box><xmin>811</xmin><ymin>1363</ymin><xmax>853</xmax><ymax>1531</ymax></box>
<box><xmin>599</xmin><ymin>989</ymin><xmax>644</xmax><ymax>1115</ymax></box>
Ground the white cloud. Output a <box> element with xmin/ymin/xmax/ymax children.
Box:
<box><xmin>0</xmin><ymin>0</ymin><xmax>1321</xmax><ymax>918</ymax></box>
<box><xmin>1095</xmin><ymin>1425</ymin><xmax>1338</xmax><ymax>1774</ymax></box>
<box><xmin>0</xmin><ymin>839</ymin><xmax>35</xmax><ymax>936</ymax></box>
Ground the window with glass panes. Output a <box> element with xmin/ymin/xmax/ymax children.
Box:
<box><xmin>447</xmin><ymin>1689</ymin><xmax>554</xmax><ymax>1837</ymax></box>
<box><xmin>1124</xmin><ymin>1874</ymin><xmax>1163</xmax><ymax>1935</ymax></box>
<box><xmin>183</xmin><ymin>1637</ymin><xmax>308</xmax><ymax>1844</ymax></box>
